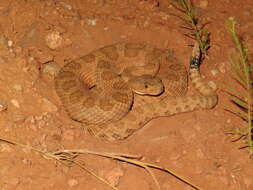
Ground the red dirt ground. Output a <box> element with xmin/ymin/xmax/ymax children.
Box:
<box><xmin>0</xmin><ymin>0</ymin><xmax>253</xmax><ymax>189</ymax></box>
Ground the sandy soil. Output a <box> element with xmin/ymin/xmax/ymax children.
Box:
<box><xmin>0</xmin><ymin>0</ymin><xmax>253</xmax><ymax>189</ymax></box>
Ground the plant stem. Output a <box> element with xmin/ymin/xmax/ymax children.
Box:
<box><xmin>226</xmin><ymin>17</ymin><xmax>253</xmax><ymax>156</ymax></box>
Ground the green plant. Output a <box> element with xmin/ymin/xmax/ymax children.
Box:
<box><xmin>171</xmin><ymin>0</ymin><xmax>210</xmax><ymax>58</ymax></box>
<box><xmin>225</xmin><ymin>17</ymin><xmax>253</xmax><ymax>157</ymax></box>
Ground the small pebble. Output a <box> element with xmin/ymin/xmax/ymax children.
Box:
<box><xmin>29</xmin><ymin>123</ymin><xmax>38</xmax><ymax>131</ymax></box>
<box><xmin>195</xmin><ymin>148</ymin><xmax>205</xmax><ymax>159</ymax></box>
<box><xmin>87</xmin><ymin>19</ymin><xmax>97</xmax><ymax>26</ymax></box>
<box><xmin>41</xmin><ymin>62</ymin><xmax>61</xmax><ymax>76</ymax></box>
<box><xmin>160</xmin><ymin>13</ymin><xmax>170</xmax><ymax>20</ymax></box>
<box><xmin>11</xmin><ymin>99</ymin><xmax>20</xmax><ymax>108</ymax></box>
<box><xmin>63</xmin><ymin>38</ymin><xmax>72</xmax><ymax>46</ymax></box>
<box><xmin>218</xmin><ymin>62</ymin><xmax>226</xmax><ymax>73</ymax></box>
<box><xmin>27</xmin><ymin>56</ymin><xmax>35</xmax><ymax>64</ymax></box>
<box><xmin>0</xmin><ymin>104</ymin><xmax>7</xmax><ymax>111</ymax></box>
<box><xmin>45</xmin><ymin>31</ymin><xmax>63</xmax><ymax>50</ymax></box>
<box><xmin>30</xmin><ymin>116</ymin><xmax>36</xmax><ymax>124</ymax></box>
<box><xmin>13</xmin><ymin>84</ymin><xmax>23</xmax><ymax>91</ymax></box>
<box><xmin>208</xmin><ymin>81</ymin><xmax>217</xmax><ymax>91</ymax></box>
<box><xmin>199</xmin><ymin>0</ymin><xmax>209</xmax><ymax>9</ymax></box>
<box><xmin>211</xmin><ymin>68</ymin><xmax>219</xmax><ymax>76</ymax></box>
<box><xmin>35</xmin><ymin>115</ymin><xmax>43</xmax><ymax>121</ymax></box>
<box><xmin>7</xmin><ymin>40</ymin><xmax>13</xmax><ymax>47</ymax></box>
<box><xmin>143</xmin><ymin>20</ymin><xmax>149</xmax><ymax>28</ymax></box>
<box><xmin>100</xmin><ymin>167</ymin><xmax>124</xmax><ymax>187</ymax></box>
<box><xmin>58</xmin><ymin>2</ymin><xmax>73</xmax><ymax>10</ymax></box>
<box><xmin>68</xmin><ymin>179</ymin><xmax>78</xmax><ymax>187</ymax></box>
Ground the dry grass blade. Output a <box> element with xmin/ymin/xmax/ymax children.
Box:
<box><xmin>73</xmin><ymin>160</ymin><xmax>120</xmax><ymax>190</ymax></box>
<box><xmin>50</xmin><ymin>149</ymin><xmax>202</xmax><ymax>190</ymax></box>
<box><xmin>145</xmin><ymin>166</ymin><xmax>161</xmax><ymax>190</ymax></box>
<box><xmin>224</xmin><ymin>17</ymin><xmax>253</xmax><ymax>157</ymax></box>
<box><xmin>0</xmin><ymin>137</ymin><xmax>202</xmax><ymax>190</ymax></box>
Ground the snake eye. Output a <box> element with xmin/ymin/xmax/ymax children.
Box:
<box><xmin>144</xmin><ymin>84</ymin><xmax>148</xmax><ymax>88</ymax></box>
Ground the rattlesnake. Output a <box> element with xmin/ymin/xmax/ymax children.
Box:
<box><xmin>55</xmin><ymin>42</ymin><xmax>218</xmax><ymax>141</ymax></box>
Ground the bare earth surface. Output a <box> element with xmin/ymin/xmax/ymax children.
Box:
<box><xmin>0</xmin><ymin>0</ymin><xmax>253</xmax><ymax>189</ymax></box>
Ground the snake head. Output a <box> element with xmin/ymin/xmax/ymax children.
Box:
<box><xmin>128</xmin><ymin>75</ymin><xmax>164</xmax><ymax>96</ymax></box>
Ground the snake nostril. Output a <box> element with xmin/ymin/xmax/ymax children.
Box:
<box><xmin>145</xmin><ymin>84</ymin><xmax>148</xmax><ymax>88</ymax></box>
